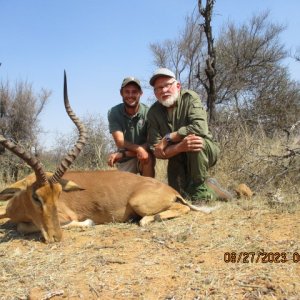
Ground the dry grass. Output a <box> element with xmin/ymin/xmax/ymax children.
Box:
<box><xmin>0</xmin><ymin>124</ymin><xmax>299</xmax><ymax>299</ymax></box>
<box><xmin>0</xmin><ymin>197</ymin><xmax>299</xmax><ymax>300</ymax></box>
<box><xmin>0</xmin><ymin>176</ymin><xmax>6</xmax><ymax>191</ymax></box>
<box><xmin>212</xmin><ymin>123</ymin><xmax>300</xmax><ymax>201</ymax></box>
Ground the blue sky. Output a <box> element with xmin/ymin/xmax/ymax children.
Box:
<box><xmin>1</xmin><ymin>0</ymin><xmax>300</xmax><ymax>149</ymax></box>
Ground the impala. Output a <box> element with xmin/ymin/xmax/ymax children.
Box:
<box><xmin>0</xmin><ymin>72</ymin><xmax>216</xmax><ymax>243</ymax></box>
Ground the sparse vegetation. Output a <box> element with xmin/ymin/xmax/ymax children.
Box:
<box><xmin>1</xmin><ymin>116</ymin><xmax>299</xmax><ymax>299</ymax></box>
<box><xmin>1</xmin><ymin>3</ymin><xmax>299</xmax><ymax>299</ymax></box>
<box><xmin>0</xmin><ymin>202</ymin><xmax>299</xmax><ymax>299</ymax></box>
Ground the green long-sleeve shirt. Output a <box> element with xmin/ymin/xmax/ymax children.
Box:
<box><xmin>147</xmin><ymin>89</ymin><xmax>213</xmax><ymax>148</ymax></box>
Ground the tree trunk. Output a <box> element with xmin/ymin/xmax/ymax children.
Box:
<box><xmin>198</xmin><ymin>0</ymin><xmax>217</xmax><ymax>123</ymax></box>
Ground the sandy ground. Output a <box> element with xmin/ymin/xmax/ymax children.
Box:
<box><xmin>0</xmin><ymin>199</ymin><xmax>299</xmax><ymax>300</ymax></box>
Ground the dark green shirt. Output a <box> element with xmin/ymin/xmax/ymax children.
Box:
<box><xmin>147</xmin><ymin>89</ymin><xmax>213</xmax><ymax>148</ymax></box>
<box><xmin>108</xmin><ymin>103</ymin><xmax>149</xmax><ymax>146</ymax></box>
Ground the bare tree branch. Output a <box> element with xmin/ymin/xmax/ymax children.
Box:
<box><xmin>198</xmin><ymin>0</ymin><xmax>217</xmax><ymax>122</ymax></box>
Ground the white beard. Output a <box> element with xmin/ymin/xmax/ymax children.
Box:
<box><xmin>158</xmin><ymin>90</ymin><xmax>179</xmax><ymax>108</ymax></box>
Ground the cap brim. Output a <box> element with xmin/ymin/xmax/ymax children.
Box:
<box><xmin>149</xmin><ymin>74</ymin><xmax>173</xmax><ymax>86</ymax></box>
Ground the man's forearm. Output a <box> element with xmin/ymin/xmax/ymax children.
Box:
<box><xmin>168</xmin><ymin>131</ymin><xmax>184</xmax><ymax>143</ymax></box>
<box><xmin>162</xmin><ymin>143</ymin><xmax>183</xmax><ymax>158</ymax></box>
<box><xmin>153</xmin><ymin>133</ymin><xmax>203</xmax><ymax>159</ymax></box>
<box><xmin>123</xmin><ymin>141</ymin><xmax>148</xmax><ymax>153</ymax></box>
<box><xmin>153</xmin><ymin>142</ymin><xmax>182</xmax><ymax>159</ymax></box>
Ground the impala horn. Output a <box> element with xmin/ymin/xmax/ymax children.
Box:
<box><xmin>49</xmin><ymin>71</ymin><xmax>87</xmax><ymax>183</ymax></box>
<box><xmin>0</xmin><ymin>136</ymin><xmax>48</xmax><ymax>186</ymax></box>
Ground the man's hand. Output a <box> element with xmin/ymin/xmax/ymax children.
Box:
<box><xmin>136</xmin><ymin>146</ymin><xmax>150</xmax><ymax>162</ymax></box>
<box><xmin>177</xmin><ymin>134</ymin><xmax>204</xmax><ymax>152</ymax></box>
<box><xmin>107</xmin><ymin>152</ymin><xmax>123</xmax><ymax>167</ymax></box>
<box><xmin>154</xmin><ymin>138</ymin><xmax>168</xmax><ymax>158</ymax></box>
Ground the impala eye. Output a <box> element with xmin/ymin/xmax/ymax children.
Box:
<box><xmin>32</xmin><ymin>193</ymin><xmax>43</xmax><ymax>206</ymax></box>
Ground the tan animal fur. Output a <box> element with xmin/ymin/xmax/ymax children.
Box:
<box><xmin>0</xmin><ymin>170</ymin><xmax>216</xmax><ymax>241</ymax></box>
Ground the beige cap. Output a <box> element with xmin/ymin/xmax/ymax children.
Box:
<box><xmin>149</xmin><ymin>68</ymin><xmax>176</xmax><ymax>86</ymax></box>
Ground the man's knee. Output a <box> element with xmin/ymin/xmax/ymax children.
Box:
<box><xmin>139</xmin><ymin>152</ymin><xmax>155</xmax><ymax>177</ymax></box>
<box><xmin>204</xmin><ymin>139</ymin><xmax>220</xmax><ymax>168</ymax></box>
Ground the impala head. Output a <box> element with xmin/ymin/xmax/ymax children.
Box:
<box><xmin>24</xmin><ymin>181</ymin><xmax>63</xmax><ymax>242</ymax></box>
<box><xmin>0</xmin><ymin>71</ymin><xmax>87</xmax><ymax>243</ymax></box>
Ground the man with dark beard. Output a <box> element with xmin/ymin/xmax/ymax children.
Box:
<box><xmin>147</xmin><ymin>68</ymin><xmax>232</xmax><ymax>202</ymax></box>
<box><xmin>107</xmin><ymin>77</ymin><xmax>155</xmax><ymax>177</ymax></box>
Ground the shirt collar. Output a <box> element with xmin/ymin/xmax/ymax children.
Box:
<box><xmin>122</xmin><ymin>104</ymin><xmax>141</xmax><ymax>118</ymax></box>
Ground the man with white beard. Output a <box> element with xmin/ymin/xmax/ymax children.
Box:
<box><xmin>107</xmin><ymin>77</ymin><xmax>155</xmax><ymax>177</ymax></box>
<box><xmin>147</xmin><ymin>68</ymin><xmax>231</xmax><ymax>202</ymax></box>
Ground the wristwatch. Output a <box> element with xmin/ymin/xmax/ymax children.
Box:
<box><xmin>164</xmin><ymin>133</ymin><xmax>172</xmax><ymax>144</ymax></box>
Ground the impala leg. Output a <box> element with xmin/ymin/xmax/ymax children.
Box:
<box><xmin>61</xmin><ymin>219</ymin><xmax>95</xmax><ymax>228</ymax></box>
<box><xmin>139</xmin><ymin>215</ymin><xmax>155</xmax><ymax>226</ymax></box>
<box><xmin>129</xmin><ymin>190</ymin><xmax>172</xmax><ymax>217</ymax></box>
<box><xmin>139</xmin><ymin>203</ymin><xmax>190</xmax><ymax>226</ymax></box>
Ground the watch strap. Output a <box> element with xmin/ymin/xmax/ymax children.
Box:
<box><xmin>165</xmin><ymin>133</ymin><xmax>172</xmax><ymax>144</ymax></box>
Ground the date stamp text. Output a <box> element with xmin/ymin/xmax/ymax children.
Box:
<box><xmin>224</xmin><ymin>251</ymin><xmax>300</xmax><ymax>263</ymax></box>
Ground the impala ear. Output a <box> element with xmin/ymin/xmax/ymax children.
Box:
<box><xmin>0</xmin><ymin>174</ymin><xmax>34</xmax><ymax>201</ymax></box>
<box><xmin>59</xmin><ymin>178</ymin><xmax>85</xmax><ymax>192</ymax></box>
<box><xmin>9</xmin><ymin>176</ymin><xmax>31</xmax><ymax>190</ymax></box>
<box><xmin>0</xmin><ymin>187</ymin><xmax>21</xmax><ymax>201</ymax></box>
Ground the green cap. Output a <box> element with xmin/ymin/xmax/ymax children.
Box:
<box><xmin>121</xmin><ymin>77</ymin><xmax>142</xmax><ymax>90</ymax></box>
